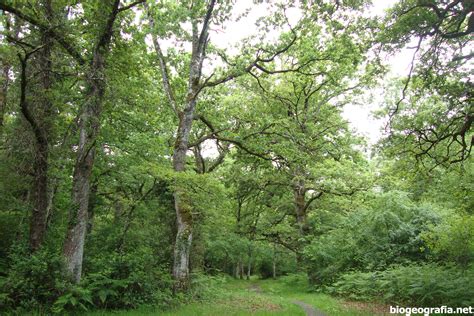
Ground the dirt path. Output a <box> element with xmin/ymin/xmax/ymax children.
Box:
<box><xmin>249</xmin><ymin>284</ymin><xmax>325</xmax><ymax>316</ymax></box>
<box><xmin>249</xmin><ymin>283</ymin><xmax>263</xmax><ymax>294</ymax></box>
<box><xmin>292</xmin><ymin>300</ymin><xmax>326</xmax><ymax>316</ymax></box>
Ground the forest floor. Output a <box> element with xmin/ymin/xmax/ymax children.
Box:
<box><xmin>87</xmin><ymin>276</ymin><xmax>394</xmax><ymax>316</ymax></box>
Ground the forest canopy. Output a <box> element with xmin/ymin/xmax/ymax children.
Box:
<box><xmin>0</xmin><ymin>0</ymin><xmax>472</xmax><ymax>315</ymax></box>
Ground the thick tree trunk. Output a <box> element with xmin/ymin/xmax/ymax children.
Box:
<box><xmin>86</xmin><ymin>181</ymin><xmax>98</xmax><ymax>234</ymax></box>
<box><xmin>172</xmin><ymin>107</ymin><xmax>195</xmax><ymax>292</ymax></box>
<box><xmin>29</xmin><ymin>139</ymin><xmax>49</xmax><ymax>251</ymax></box>
<box><xmin>63</xmin><ymin>72</ymin><xmax>104</xmax><ymax>282</ymax></box>
<box><xmin>293</xmin><ymin>179</ymin><xmax>308</xmax><ymax>237</ymax></box>
<box><xmin>293</xmin><ymin>178</ymin><xmax>310</xmax><ymax>268</ymax></box>
<box><xmin>63</xmin><ymin>0</ymin><xmax>120</xmax><ymax>283</ymax></box>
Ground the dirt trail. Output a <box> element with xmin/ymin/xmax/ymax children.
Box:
<box><xmin>249</xmin><ymin>283</ymin><xmax>263</xmax><ymax>294</ymax></box>
<box><xmin>248</xmin><ymin>284</ymin><xmax>326</xmax><ymax>316</ymax></box>
<box><xmin>292</xmin><ymin>300</ymin><xmax>326</xmax><ymax>316</ymax></box>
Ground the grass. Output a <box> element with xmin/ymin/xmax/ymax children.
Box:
<box><xmin>257</xmin><ymin>275</ymin><xmax>391</xmax><ymax>316</ymax></box>
<box><xmin>85</xmin><ymin>274</ymin><xmax>392</xmax><ymax>316</ymax></box>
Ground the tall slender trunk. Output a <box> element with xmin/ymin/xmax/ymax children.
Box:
<box><xmin>273</xmin><ymin>256</ymin><xmax>277</xmax><ymax>279</ymax></box>
<box><xmin>15</xmin><ymin>2</ymin><xmax>52</xmax><ymax>252</ymax></box>
<box><xmin>272</xmin><ymin>244</ymin><xmax>277</xmax><ymax>279</ymax></box>
<box><xmin>171</xmin><ymin>1</ymin><xmax>216</xmax><ymax>292</ymax></box>
<box><xmin>63</xmin><ymin>0</ymin><xmax>120</xmax><ymax>283</ymax></box>
<box><xmin>146</xmin><ymin>0</ymin><xmax>216</xmax><ymax>291</ymax></box>
<box><xmin>0</xmin><ymin>15</ymin><xmax>15</xmax><ymax>133</ymax></box>
<box><xmin>0</xmin><ymin>60</ymin><xmax>9</xmax><ymax>131</ymax></box>
<box><xmin>29</xmin><ymin>0</ymin><xmax>53</xmax><ymax>252</ymax></box>
<box><xmin>246</xmin><ymin>256</ymin><xmax>251</xmax><ymax>280</ymax></box>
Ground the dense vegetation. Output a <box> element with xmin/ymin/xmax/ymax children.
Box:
<box><xmin>0</xmin><ymin>0</ymin><xmax>472</xmax><ymax>314</ymax></box>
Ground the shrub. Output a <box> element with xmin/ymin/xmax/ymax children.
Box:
<box><xmin>305</xmin><ymin>191</ymin><xmax>440</xmax><ymax>285</ymax></box>
<box><xmin>422</xmin><ymin>214</ymin><xmax>474</xmax><ymax>267</ymax></box>
<box><xmin>0</xmin><ymin>245</ymin><xmax>69</xmax><ymax>313</ymax></box>
<box><xmin>328</xmin><ymin>263</ymin><xmax>474</xmax><ymax>306</ymax></box>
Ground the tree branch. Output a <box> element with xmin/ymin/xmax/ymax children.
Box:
<box><xmin>118</xmin><ymin>0</ymin><xmax>146</xmax><ymax>12</ymax></box>
<box><xmin>0</xmin><ymin>3</ymin><xmax>86</xmax><ymax>65</ymax></box>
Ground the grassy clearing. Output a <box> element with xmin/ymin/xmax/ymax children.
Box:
<box><xmin>84</xmin><ymin>275</ymin><xmax>392</xmax><ymax>316</ymax></box>
<box><xmin>257</xmin><ymin>276</ymin><xmax>391</xmax><ymax>316</ymax></box>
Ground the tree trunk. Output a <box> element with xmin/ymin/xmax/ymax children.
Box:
<box><xmin>293</xmin><ymin>179</ymin><xmax>308</xmax><ymax>237</ymax></box>
<box><xmin>146</xmin><ymin>0</ymin><xmax>216</xmax><ymax>292</ymax></box>
<box><xmin>234</xmin><ymin>262</ymin><xmax>239</xmax><ymax>278</ymax></box>
<box><xmin>172</xmin><ymin>106</ymin><xmax>195</xmax><ymax>292</ymax></box>
<box><xmin>0</xmin><ymin>58</ymin><xmax>9</xmax><ymax>131</ymax></box>
<box><xmin>29</xmin><ymin>0</ymin><xmax>53</xmax><ymax>252</ymax></box>
<box><xmin>15</xmin><ymin>3</ymin><xmax>52</xmax><ymax>252</ymax></box>
<box><xmin>293</xmin><ymin>177</ymin><xmax>309</xmax><ymax>268</ymax></box>
<box><xmin>0</xmin><ymin>14</ymin><xmax>16</xmax><ymax>133</ymax></box>
<box><xmin>247</xmin><ymin>258</ymin><xmax>251</xmax><ymax>280</ymax></box>
<box><xmin>272</xmin><ymin>244</ymin><xmax>277</xmax><ymax>279</ymax></box>
<box><xmin>87</xmin><ymin>181</ymin><xmax>98</xmax><ymax>235</ymax></box>
<box><xmin>273</xmin><ymin>258</ymin><xmax>277</xmax><ymax>279</ymax></box>
<box><xmin>29</xmin><ymin>138</ymin><xmax>49</xmax><ymax>251</ymax></box>
<box><xmin>63</xmin><ymin>0</ymin><xmax>120</xmax><ymax>283</ymax></box>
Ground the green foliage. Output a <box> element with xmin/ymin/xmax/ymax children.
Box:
<box><xmin>305</xmin><ymin>191</ymin><xmax>439</xmax><ymax>284</ymax></box>
<box><xmin>0</xmin><ymin>246</ymin><xmax>69</xmax><ymax>313</ymax></box>
<box><xmin>423</xmin><ymin>214</ymin><xmax>474</xmax><ymax>268</ymax></box>
<box><xmin>329</xmin><ymin>264</ymin><xmax>474</xmax><ymax>306</ymax></box>
<box><xmin>52</xmin><ymin>286</ymin><xmax>93</xmax><ymax>314</ymax></box>
<box><xmin>187</xmin><ymin>273</ymin><xmax>228</xmax><ymax>302</ymax></box>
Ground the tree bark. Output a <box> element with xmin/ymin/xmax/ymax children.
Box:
<box><xmin>28</xmin><ymin>0</ymin><xmax>53</xmax><ymax>252</ymax></box>
<box><xmin>0</xmin><ymin>14</ymin><xmax>16</xmax><ymax>133</ymax></box>
<box><xmin>167</xmin><ymin>1</ymin><xmax>215</xmax><ymax>292</ymax></box>
<box><xmin>0</xmin><ymin>58</ymin><xmax>9</xmax><ymax>131</ymax></box>
<box><xmin>171</xmin><ymin>108</ymin><xmax>195</xmax><ymax>292</ymax></box>
<box><xmin>246</xmin><ymin>253</ymin><xmax>251</xmax><ymax>280</ymax></box>
<box><xmin>272</xmin><ymin>244</ymin><xmax>277</xmax><ymax>279</ymax></box>
<box><xmin>63</xmin><ymin>0</ymin><xmax>120</xmax><ymax>283</ymax></box>
<box><xmin>293</xmin><ymin>178</ymin><xmax>308</xmax><ymax>237</ymax></box>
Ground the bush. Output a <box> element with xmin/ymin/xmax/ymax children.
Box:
<box><xmin>81</xmin><ymin>250</ymin><xmax>174</xmax><ymax>311</ymax></box>
<box><xmin>0</xmin><ymin>245</ymin><xmax>70</xmax><ymax>313</ymax></box>
<box><xmin>422</xmin><ymin>214</ymin><xmax>474</xmax><ymax>267</ymax></box>
<box><xmin>188</xmin><ymin>273</ymin><xmax>228</xmax><ymax>302</ymax></box>
<box><xmin>0</xmin><ymin>242</ymin><xmax>175</xmax><ymax>314</ymax></box>
<box><xmin>328</xmin><ymin>263</ymin><xmax>474</xmax><ymax>306</ymax></box>
<box><xmin>305</xmin><ymin>191</ymin><xmax>440</xmax><ymax>285</ymax></box>
<box><xmin>52</xmin><ymin>269</ymin><xmax>173</xmax><ymax>314</ymax></box>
